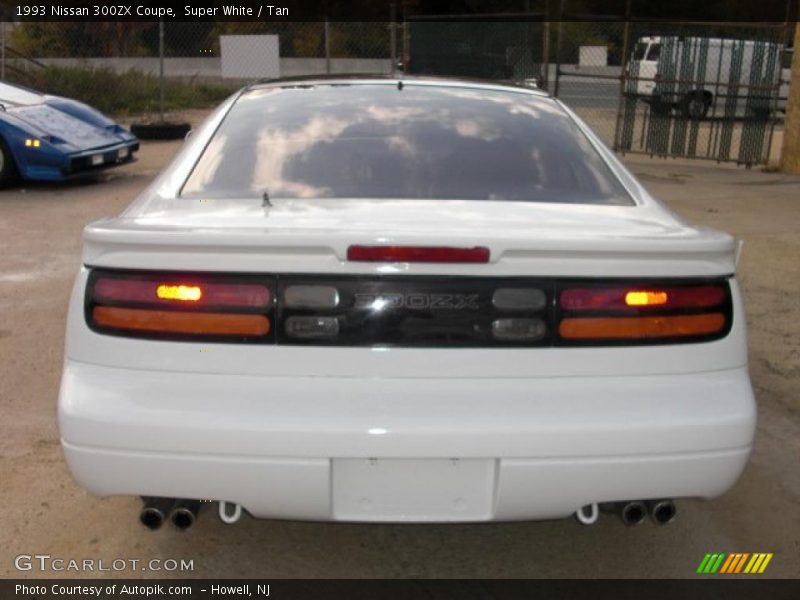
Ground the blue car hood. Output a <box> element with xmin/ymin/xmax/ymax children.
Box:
<box><xmin>11</xmin><ymin>104</ymin><xmax>123</xmax><ymax>152</ymax></box>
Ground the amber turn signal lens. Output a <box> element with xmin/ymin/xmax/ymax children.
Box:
<box><xmin>625</xmin><ymin>290</ymin><xmax>668</xmax><ymax>306</ymax></box>
<box><xmin>559</xmin><ymin>313</ymin><xmax>726</xmax><ymax>340</ymax></box>
<box><xmin>156</xmin><ymin>284</ymin><xmax>203</xmax><ymax>302</ymax></box>
<box><xmin>93</xmin><ymin>307</ymin><xmax>270</xmax><ymax>337</ymax></box>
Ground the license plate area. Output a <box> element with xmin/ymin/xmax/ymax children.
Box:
<box><xmin>332</xmin><ymin>458</ymin><xmax>496</xmax><ymax>522</ymax></box>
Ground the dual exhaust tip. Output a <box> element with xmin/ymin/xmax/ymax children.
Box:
<box><xmin>577</xmin><ymin>499</ymin><xmax>676</xmax><ymax>526</ymax></box>
<box><xmin>619</xmin><ymin>499</ymin><xmax>676</xmax><ymax>526</ymax></box>
<box><xmin>140</xmin><ymin>498</ymin><xmax>200</xmax><ymax>531</ymax></box>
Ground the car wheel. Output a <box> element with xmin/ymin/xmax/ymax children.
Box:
<box><xmin>130</xmin><ymin>122</ymin><xmax>192</xmax><ymax>141</ymax></box>
<box><xmin>0</xmin><ymin>137</ymin><xmax>20</xmax><ymax>189</ymax></box>
<box><xmin>681</xmin><ymin>92</ymin><xmax>710</xmax><ymax>120</ymax></box>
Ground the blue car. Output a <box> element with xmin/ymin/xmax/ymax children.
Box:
<box><xmin>0</xmin><ymin>81</ymin><xmax>139</xmax><ymax>187</ymax></box>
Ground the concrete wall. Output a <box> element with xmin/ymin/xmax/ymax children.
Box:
<box><xmin>12</xmin><ymin>57</ymin><xmax>393</xmax><ymax>79</ymax></box>
<box><xmin>11</xmin><ymin>56</ymin><xmax>626</xmax><ymax>83</ymax></box>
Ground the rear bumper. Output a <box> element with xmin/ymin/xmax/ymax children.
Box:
<box><xmin>59</xmin><ymin>361</ymin><xmax>756</xmax><ymax>522</ymax></box>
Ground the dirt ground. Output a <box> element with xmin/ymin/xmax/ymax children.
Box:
<box><xmin>1</xmin><ymin>126</ymin><xmax>798</xmax><ymax>579</ymax></box>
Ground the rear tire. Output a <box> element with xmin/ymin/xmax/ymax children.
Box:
<box><xmin>0</xmin><ymin>137</ymin><xmax>20</xmax><ymax>189</ymax></box>
<box><xmin>681</xmin><ymin>91</ymin><xmax>711</xmax><ymax>120</ymax></box>
<box><xmin>649</xmin><ymin>96</ymin><xmax>671</xmax><ymax>117</ymax></box>
<box><xmin>747</xmin><ymin>104</ymin><xmax>771</xmax><ymax>120</ymax></box>
<box><xmin>130</xmin><ymin>122</ymin><xmax>191</xmax><ymax>141</ymax></box>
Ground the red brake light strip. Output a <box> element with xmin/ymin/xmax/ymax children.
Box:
<box><xmin>347</xmin><ymin>245</ymin><xmax>490</xmax><ymax>263</ymax></box>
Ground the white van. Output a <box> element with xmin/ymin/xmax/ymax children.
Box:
<box><xmin>628</xmin><ymin>36</ymin><xmax>790</xmax><ymax>118</ymax></box>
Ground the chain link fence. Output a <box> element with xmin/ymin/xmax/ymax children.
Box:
<box><xmin>1</xmin><ymin>21</ymin><xmax>397</xmax><ymax>116</ymax></box>
<box><xmin>549</xmin><ymin>20</ymin><xmax>627</xmax><ymax>146</ymax></box>
<box><xmin>405</xmin><ymin>18</ymin><xmax>547</xmax><ymax>84</ymax></box>
<box><xmin>0</xmin><ymin>17</ymin><xmax>793</xmax><ymax>164</ymax></box>
<box><xmin>3</xmin><ymin>20</ymin><xmax>396</xmax><ymax>61</ymax></box>
<box><xmin>613</xmin><ymin>21</ymin><xmax>790</xmax><ymax>166</ymax></box>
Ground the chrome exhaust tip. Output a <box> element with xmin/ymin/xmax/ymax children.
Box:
<box><xmin>139</xmin><ymin>497</ymin><xmax>176</xmax><ymax>531</ymax></box>
<box><xmin>619</xmin><ymin>501</ymin><xmax>647</xmax><ymax>526</ymax></box>
<box><xmin>648</xmin><ymin>499</ymin><xmax>677</xmax><ymax>525</ymax></box>
<box><xmin>169</xmin><ymin>500</ymin><xmax>200</xmax><ymax>531</ymax></box>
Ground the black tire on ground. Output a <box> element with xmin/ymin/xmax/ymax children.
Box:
<box><xmin>130</xmin><ymin>122</ymin><xmax>192</xmax><ymax>141</ymax></box>
<box><xmin>650</xmin><ymin>97</ymin><xmax>671</xmax><ymax>117</ymax></box>
<box><xmin>681</xmin><ymin>91</ymin><xmax>711</xmax><ymax>120</ymax></box>
<box><xmin>0</xmin><ymin>137</ymin><xmax>20</xmax><ymax>189</ymax></box>
<box><xmin>747</xmin><ymin>105</ymin><xmax>772</xmax><ymax>120</ymax></box>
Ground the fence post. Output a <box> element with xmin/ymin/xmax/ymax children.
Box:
<box><xmin>1</xmin><ymin>20</ymin><xmax>6</xmax><ymax>81</ymax></box>
<box><xmin>539</xmin><ymin>0</ymin><xmax>549</xmax><ymax>91</ymax></box>
<box><xmin>402</xmin><ymin>1</ymin><xmax>410</xmax><ymax>71</ymax></box>
<box><xmin>553</xmin><ymin>0</ymin><xmax>564</xmax><ymax>97</ymax></box>
<box><xmin>542</xmin><ymin>20</ymin><xmax>550</xmax><ymax>91</ymax></box>
<box><xmin>612</xmin><ymin>0</ymin><xmax>632</xmax><ymax>151</ymax></box>
<box><xmin>324</xmin><ymin>20</ymin><xmax>331</xmax><ymax>74</ymax></box>
<box><xmin>390</xmin><ymin>2</ymin><xmax>397</xmax><ymax>76</ymax></box>
<box><xmin>158</xmin><ymin>20</ymin><xmax>165</xmax><ymax>122</ymax></box>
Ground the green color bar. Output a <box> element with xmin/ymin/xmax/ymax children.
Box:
<box><xmin>710</xmin><ymin>553</ymin><xmax>726</xmax><ymax>573</ymax></box>
<box><xmin>704</xmin><ymin>553</ymin><xmax>720</xmax><ymax>573</ymax></box>
<box><xmin>704</xmin><ymin>554</ymin><xmax>720</xmax><ymax>573</ymax></box>
<box><xmin>697</xmin><ymin>554</ymin><xmax>713</xmax><ymax>574</ymax></box>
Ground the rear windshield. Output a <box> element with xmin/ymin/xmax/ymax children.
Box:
<box><xmin>181</xmin><ymin>83</ymin><xmax>633</xmax><ymax>205</ymax></box>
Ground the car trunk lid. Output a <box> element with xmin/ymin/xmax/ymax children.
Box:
<box><xmin>84</xmin><ymin>197</ymin><xmax>737</xmax><ymax>278</ymax></box>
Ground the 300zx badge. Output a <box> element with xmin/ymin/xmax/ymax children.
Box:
<box><xmin>353</xmin><ymin>293</ymin><xmax>481</xmax><ymax>310</ymax></box>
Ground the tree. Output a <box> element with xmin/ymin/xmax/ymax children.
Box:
<box><xmin>10</xmin><ymin>23</ymin><xmax>152</xmax><ymax>57</ymax></box>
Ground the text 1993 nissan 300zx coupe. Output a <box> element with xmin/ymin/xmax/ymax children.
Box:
<box><xmin>58</xmin><ymin>77</ymin><xmax>755</xmax><ymax>530</ymax></box>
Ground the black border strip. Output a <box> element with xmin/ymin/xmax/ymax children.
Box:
<box><xmin>2</xmin><ymin>0</ymin><xmax>798</xmax><ymax>22</ymax></box>
<box><xmin>2</xmin><ymin>579</ymin><xmax>800</xmax><ymax>600</ymax></box>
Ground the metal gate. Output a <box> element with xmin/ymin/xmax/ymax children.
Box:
<box><xmin>613</xmin><ymin>25</ymin><xmax>788</xmax><ymax>166</ymax></box>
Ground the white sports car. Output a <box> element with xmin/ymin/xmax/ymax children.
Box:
<box><xmin>58</xmin><ymin>77</ymin><xmax>755</xmax><ymax>530</ymax></box>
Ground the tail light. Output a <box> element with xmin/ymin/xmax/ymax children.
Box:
<box><xmin>86</xmin><ymin>270</ymin><xmax>732</xmax><ymax>347</ymax></box>
<box><xmin>556</xmin><ymin>281</ymin><xmax>731</xmax><ymax>344</ymax></box>
<box><xmin>86</xmin><ymin>270</ymin><xmax>274</xmax><ymax>342</ymax></box>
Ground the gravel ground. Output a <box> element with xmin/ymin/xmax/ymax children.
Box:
<box><xmin>1</xmin><ymin>127</ymin><xmax>798</xmax><ymax>579</ymax></box>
